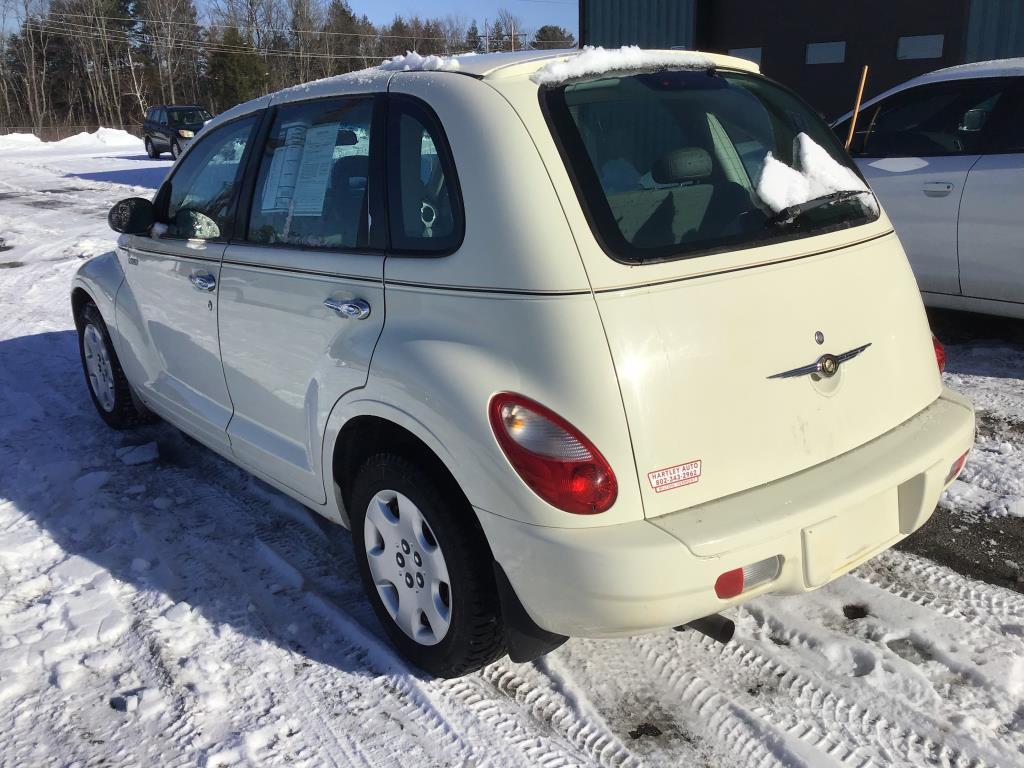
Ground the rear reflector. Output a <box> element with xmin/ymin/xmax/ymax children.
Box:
<box><xmin>933</xmin><ymin>334</ymin><xmax>946</xmax><ymax>373</ymax></box>
<box><xmin>946</xmin><ymin>451</ymin><xmax>968</xmax><ymax>484</ymax></box>
<box><xmin>715</xmin><ymin>556</ymin><xmax>782</xmax><ymax>599</ymax></box>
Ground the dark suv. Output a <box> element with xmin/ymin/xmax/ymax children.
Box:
<box><xmin>143</xmin><ymin>105</ymin><xmax>213</xmax><ymax>160</ymax></box>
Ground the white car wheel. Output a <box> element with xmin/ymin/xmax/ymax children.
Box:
<box><xmin>363</xmin><ymin>489</ymin><xmax>452</xmax><ymax>646</ymax></box>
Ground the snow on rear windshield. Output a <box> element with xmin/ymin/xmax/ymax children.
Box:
<box><xmin>531</xmin><ymin>46</ymin><xmax>715</xmax><ymax>86</ymax></box>
<box><xmin>755</xmin><ymin>133</ymin><xmax>873</xmax><ymax>213</ymax></box>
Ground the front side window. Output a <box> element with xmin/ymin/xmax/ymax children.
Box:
<box><xmin>248</xmin><ymin>98</ymin><xmax>373</xmax><ymax>250</ymax></box>
<box><xmin>543</xmin><ymin>69</ymin><xmax>877</xmax><ymax>264</ymax></box>
<box><xmin>387</xmin><ymin>97</ymin><xmax>462</xmax><ymax>253</ymax></box>
<box><xmin>837</xmin><ymin>79</ymin><xmax>1011</xmax><ymax>158</ymax></box>
<box><xmin>163</xmin><ymin>115</ymin><xmax>258</xmax><ymax>239</ymax></box>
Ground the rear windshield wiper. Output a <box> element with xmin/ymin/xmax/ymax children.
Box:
<box><xmin>765</xmin><ymin>190</ymin><xmax>872</xmax><ymax>227</ymax></box>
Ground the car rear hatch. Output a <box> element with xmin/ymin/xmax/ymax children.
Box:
<box><xmin>536</xmin><ymin>64</ymin><xmax>943</xmax><ymax>519</ymax></box>
<box><xmin>595</xmin><ymin>233</ymin><xmax>941</xmax><ymax>518</ymax></box>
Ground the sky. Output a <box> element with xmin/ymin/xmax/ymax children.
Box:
<box><xmin>348</xmin><ymin>0</ymin><xmax>579</xmax><ymax>39</ymax></box>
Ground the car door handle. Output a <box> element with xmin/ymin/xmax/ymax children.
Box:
<box><xmin>923</xmin><ymin>182</ymin><xmax>954</xmax><ymax>197</ymax></box>
<box><xmin>189</xmin><ymin>272</ymin><xmax>216</xmax><ymax>292</ymax></box>
<box><xmin>324</xmin><ymin>297</ymin><xmax>371</xmax><ymax>320</ymax></box>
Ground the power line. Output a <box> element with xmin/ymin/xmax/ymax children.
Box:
<box><xmin>24</xmin><ymin>21</ymin><xmax>412</xmax><ymax>60</ymax></box>
<box><xmin>43</xmin><ymin>10</ymin><xmax>575</xmax><ymax>45</ymax></box>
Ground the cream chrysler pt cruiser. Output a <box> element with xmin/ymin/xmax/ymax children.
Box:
<box><xmin>72</xmin><ymin>48</ymin><xmax>975</xmax><ymax>678</ymax></box>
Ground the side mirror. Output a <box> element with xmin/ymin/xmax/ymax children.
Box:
<box><xmin>174</xmin><ymin>209</ymin><xmax>221</xmax><ymax>240</ymax></box>
<box><xmin>108</xmin><ymin>197</ymin><xmax>155</xmax><ymax>234</ymax></box>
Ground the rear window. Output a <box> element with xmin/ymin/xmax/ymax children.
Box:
<box><xmin>168</xmin><ymin>108</ymin><xmax>212</xmax><ymax>124</ymax></box>
<box><xmin>542</xmin><ymin>69</ymin><xmax>878</xmax><ymax>264</ymax></box>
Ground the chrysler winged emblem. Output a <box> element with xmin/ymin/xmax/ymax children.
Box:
<box><xmin>767</xmin><ymin>343</ymin><xmax>871</xmax><ymax>380</ymax></box>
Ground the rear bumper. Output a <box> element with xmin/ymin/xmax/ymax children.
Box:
<box><xmin>477</xmin><ymin>388</ymin><xmax>975</xmax><ymax>638</ymax></box>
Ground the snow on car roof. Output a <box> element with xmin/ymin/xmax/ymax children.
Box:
<box><xmin>529</xmin><ymin>46</ymin><xmax>715</xmax><ymax>85</ymax></box>
<box><xmin>365</xmin><ymin>47</ymin><xmax>758</xmax><ymax>81</ymax></box>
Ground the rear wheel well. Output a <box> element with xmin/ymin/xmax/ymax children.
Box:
<box><xmin>333</xmin><ymin>416</ymin><xmax>474</xmax><ymax>529</ymax></box>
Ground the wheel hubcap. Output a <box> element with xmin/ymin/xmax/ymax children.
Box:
<box><xmin>364</xmin><ymin>490</ymin><xmax>451</xmax><ymax>646</ymax></box>
<box><xmin>83</xmin><ymin>324</ymin><xmax>116</xmax><ymax>413</ymax></box>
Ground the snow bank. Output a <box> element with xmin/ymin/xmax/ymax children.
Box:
<box><xmin>379</xmin><ymin>51</ymin><xmax>461</xmax><ymax>72</ymax></box>
<box><xmin>756</xmin><ymin>133</ymin><xmax>872</xmax><ymax>213</ymax></box>
<box><xmin>0</xmin><ymin>133</ymin><xmax>42</xmax><ymax>151</ymax></box>
<box><xmin>531</xmin><ymin>45</ymin><xmax>715</xmax><ymax>85</ymax></box>
<box><xmin>55</xmin><ymin>128</ymin><xmax>139</xmax><ymax>148</ymax></box>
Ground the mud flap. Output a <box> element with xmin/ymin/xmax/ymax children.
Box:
<box><xmin>493</xmin><ymin>563</ymin><xmax>568</xmax><ymax>663</ymax></box>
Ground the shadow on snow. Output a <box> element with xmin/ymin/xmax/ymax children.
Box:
<box><xmin>0</xmin><ymin>329</ymin><xmax>411</xmax><ymax>681</ymax></box>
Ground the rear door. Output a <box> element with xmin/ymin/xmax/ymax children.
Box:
<box><xmin>117</xmin><ymin>114</ymin><xmax>260</xmax><ymax>450</ymax></box>
<box><xmin>841</xmin><ymin>79</ymin><xmax>1012</xmax><ymax>296</ymax></box>
<box><xmin>957</xmin><ymin>79</ymin><xmax>1024</xmax><ymax>303</ymax></box>
<box><xmin>218</xmin><ymin>95</ymin><xmax>385</xmax><ymax>503</ymax></box>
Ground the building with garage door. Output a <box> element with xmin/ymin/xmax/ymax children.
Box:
<box><xmin>580</xmin><ymin>0</ymin><xmax>1024</xmax><ymax>119</ymax></box>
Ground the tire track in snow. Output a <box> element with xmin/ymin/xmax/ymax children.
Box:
<box><xmin>254</xmin><ymin>531</ymin><xmax>597</xmax><ymax>768</ymax></box>
<box><xmin>854</xmin><ymin>551</ymin><xmax>1024</xmax><ymax>635</ymax></box>
<box><xmin>685</xmin><ymin>616</ymin><xmax>1007</xmax><ymax>768</ymax></box>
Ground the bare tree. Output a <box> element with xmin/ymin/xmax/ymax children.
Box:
<box><xmin>439</xmin><ymin>14</ymin><xmax>467</xmax><ymax>54</ymax></box>
<box><xmin>494</xmin><ymin>8</ymin><xmax>526</xmax><ymax>52</ymax></box>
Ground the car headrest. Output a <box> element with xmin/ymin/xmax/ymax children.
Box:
<box><xmin>652</xmin><ymin>148</ymin><xmax>713</xmax><ymax>184</ymax></box>
<box><xmin>330</xmin><ymin>154</ymin><xmax>369</xmax><ymax>188</ymax></box>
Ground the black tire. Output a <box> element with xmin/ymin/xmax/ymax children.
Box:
<box><xmin>170</xmin><ymin>140</ymin><xmax>181</xmax><ymax>160</ymax></box>
<box><xmin>145</xmin><ymin>137</ymin><xmax>159</xmax><ymax>159</ymax></box>
<box><xmin>350</xmin><ymin>453</ymin><xmax>506</xmax><ymax>678</ymax></box>
<box><xmin>78</xmin><ymin>302</ymin><xmax>153</xmax><ymax>429</ymax></box>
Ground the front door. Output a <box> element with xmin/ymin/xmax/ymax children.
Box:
<box><xmin>845</xmin><ymin>77</ymin><xmax>1012</xmax><ymax>296</ymax></box>
<box><xmin>118</xmin><ymin>114</ymin><xmax>260</xmax><ymax>450</ymax></box>
<box><xmin>218</xmin><ymin>95</ymin><xmax>385</xmax><ymax>502</ymax></box>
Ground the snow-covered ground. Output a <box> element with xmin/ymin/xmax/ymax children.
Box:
<box><xmin>1</xmin><ymin>133</ymin><xmax>1023</xmax><ymax>767</ymax></box>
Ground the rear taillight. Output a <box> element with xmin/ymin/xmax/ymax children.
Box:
<box><xmin>946</xmin><ymin>450</ymin><xmax>969</xmax><ymax>484</ymax></box>
<box><xmin>489</xmin><ymin>393</ymin><xmax>617</xmax><ymax>515</ymax></box>
<box><xmin>933</xmin><ymin>333</ymin><xmax>946</xmax><ymax>373</ymax></box>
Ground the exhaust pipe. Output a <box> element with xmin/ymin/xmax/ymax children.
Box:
<box><xmin>675</xmin><ymin>614</ymin><xmax>735</xmax><ymax>644</ymax></box>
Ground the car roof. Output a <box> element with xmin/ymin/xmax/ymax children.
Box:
<box><xmin>210</xmin><ymin>48</ymin><xmax>761</xmax><ymax>129</ymax></box>
<box><xmin>834</xmin><ymin>57</ymin><xmax>1024</xmax><ymax>123</ymax></box>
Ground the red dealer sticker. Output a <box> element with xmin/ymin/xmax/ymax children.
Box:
<box><xmin>647</xmin><ymin>460</ymin><xmax>702</xmax><ymax>493</ymax></box>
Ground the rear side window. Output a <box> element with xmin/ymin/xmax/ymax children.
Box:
<box><xmin>838</xmin><ymin>79</ymin><xmax>1011</xmax><ymax>157</ymax></box>
<box><xmin>387</xmin><ymin>97</ymin><xmax>463</xmax><ymax>253</ymax></box>
<box><xmin>248</xmin><ymin>97</ymin><xmax>374</xmax><ymax>250</ymax></box>
<box><xmin>543</xmin><ymin>69</ymin><xmax>876</xmax><ymax>264</ymax></box>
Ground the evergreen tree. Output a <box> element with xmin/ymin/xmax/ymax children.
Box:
<box><xmin>206</xmin><ymin>27</ymin><xmax>266</xmax><ymax>112</ymax></box>
<box><xmin>465</xmin><ymin>20</ymin><xmax>480</xmax><ymax>53</ymax></box>
<box><xmin>532</xmin><ymin>25</ymin><xmax>574</xmax><ymax>50</ymax></box>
